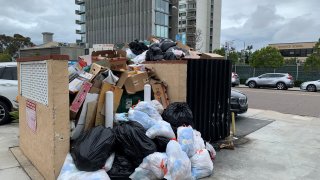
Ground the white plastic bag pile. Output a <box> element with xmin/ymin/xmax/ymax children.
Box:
<box><xmin>58</xmin><ymin>154</ymin><xmax>110</xmax><ymax>180</ymax></box>
<box><xmin>128</xmin><ymin>101</ymin><xmax>176</xmax><ymax>139</ymax></box>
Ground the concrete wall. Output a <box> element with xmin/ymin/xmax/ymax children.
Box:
<box><xmin>20</xmin><ymin>47</ymin><xmax>85</xmax><ymax>60</ymax></box>
<box><xmin>212</xmin><ymin>0</ymin><xmax>222</xmax><ymax>50</ymax></box>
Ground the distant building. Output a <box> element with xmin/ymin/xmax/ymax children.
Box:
<box><xmin>178</xmin><ymin>0</ymin><xmax>221</xmax><ymax>52</ymax></box>
<box><xmin>20</xmin><ymin>33</ymin><xmax>84</xmax><ymax>60</ymax></box>
<box><xmin>75</xmin><ymin>0</ymin><xmax>179</xmax><ymax>48</ymax></box>
<box><xmin>269</xmin><ymin>42</ymin><xmax>316</xmax><ymax>62</ymax></box>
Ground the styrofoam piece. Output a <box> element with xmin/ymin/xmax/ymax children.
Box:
<box><xmin>105</xmin><ymin>91</ymin><xmax>114</xmax><ymax>128</ymax></box>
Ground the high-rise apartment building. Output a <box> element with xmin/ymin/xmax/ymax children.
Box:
<box><xmin>75</xmin><ymin>0</ymin><xmax>178</xmax><ymax>48</ymax></box>
<box><xmin>178</xmin><ymin>0</ymin><xmax>221</xmax><ymax>52</ymax></box>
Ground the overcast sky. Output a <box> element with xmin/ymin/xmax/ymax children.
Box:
<box><xmin>0</xmin><ymin>0</ymin><xmax>319</xmax><ymax>50</ymax></box>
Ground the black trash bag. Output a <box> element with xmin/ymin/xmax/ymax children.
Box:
<box><xmin>160</xmin><ymin>39</ymin><xmax>177</xmax><ymax>52</ymax></box>
<box><xmin>108</xmin><ymin>153</ymin><xmax>135</xmax><ymax>179</ymax></box>
<box><xmin>163</xmin><ymin>51</ymin><xmax>177</xmax><ymax>60</ymax></box>
<box><xmin>114</xmin><ymin>121</ymin><xmax>157</xmax><ymax>166</ymax></box>
<box><xmin>71</xmin><ymin>126</ymin><xmax>115</xmax><ymax>171</ymax></box>
<box><xmin>153</xmin><ymin>136</ymin><xmax>170</xmax><ymax>152</ymax></box>
<box><xmin>129</xmin><ymin>40</ymin><xmax>149</xmax><ymax>55</ymax></box>
<box><xmin>146</xmin><ymin>44</ymin><xmax>164</xmax><ymax>61</ymax></box>
<box><xmin>162</xmin><ymin>102</ymin><xmax>194</xmax><ymax>128</ymax></box>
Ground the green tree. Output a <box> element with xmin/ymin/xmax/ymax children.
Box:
<box><xmin>0</xmin><ymin>34</ymin><xmax>34</xmax><ymax>56</ymax></box>
<box><xmin>249</xmin><ymin>46</ymin><xmax>284</xmax><ymax>68</ymax></box>
<box><xmin>304</xmin><ymin>39</ymin><xmax>320</xmax><ymax>71</ymax></box>
<box><xmin>0</xmin><ymin>53</ymin><xmax>11</xmax><ymax>62</ymax></box>
<box><xmin>213</xmin><ymin>47</ymin><xmax>239</xmax><ymax>64</ymax></box>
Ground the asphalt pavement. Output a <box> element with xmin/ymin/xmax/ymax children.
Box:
<box><xmin>234</xmin><ymin>86</ymin><xmax>320</xmax><ymax>117</ymax></box>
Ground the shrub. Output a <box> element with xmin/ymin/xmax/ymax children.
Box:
<box><xmin>294</xmin><ymin>80</ymin><xmax>303</xmax><ymax>87</ymax></box>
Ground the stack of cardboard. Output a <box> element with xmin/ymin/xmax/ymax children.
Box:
<box><xmin>68</xmin><ymin>49</ymin><xmax>170</xmax><ymax>133</ymax></box>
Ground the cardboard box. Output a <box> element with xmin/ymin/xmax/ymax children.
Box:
<box><xmin>124</xmin><ymin>72</ymin><xmax>149</xmax><ymax>94</ymax></box>
<box><xmin>89</xmin><ymin>63</ymin><xmax>104</xmax><ymax>80</ymax></box>
<box><xmin>106</xmin><ymin>58</ymin><xmax>127</xmax><ymax>71</ymax></box>
<box><xmin>95</xmin><ymin>83</ymin><xmax>123</xmax><ymax>126</ymax></box>
<box><xmin>151</xmin><ymin>83</ymin><xmax>170</xmax><ymax>109</ymax></box>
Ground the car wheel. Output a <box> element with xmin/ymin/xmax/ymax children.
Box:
<box><xmin>0</xmin><ymin>101</ymin><xmax>11</xmax><ymax>125</ymax></box>
<box><xmin>306</xmin><ymin>84</ymin><xmax>317</xmax><ymax>92</ymax></box>
<box><xmin>276</xmin><ymin>82</ymin><xmax>286</xmax><ymax>90</ymax></box>
<box><xmin>248</xmin><ymin>81</ymin><xmax>256</xmax><ymax>88</ymax></box>
<box><xmin>232</xmin><ymin>84</ymin><xmax>235</xmax><ymax>87</ymax></box>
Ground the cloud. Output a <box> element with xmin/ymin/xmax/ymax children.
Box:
<box><xmin>0</xmin><ymin>0</ymin><xmax>77</xmax><ymax>45</ymax></box>
<box><xmin>222</xmin><ymin>0</ymin><xmax>320</xmax><ymax>50</ymax></box>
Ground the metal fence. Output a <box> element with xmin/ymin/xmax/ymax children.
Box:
<box><xmin>232</xmin><ymin>65</ymin><xmax>320</xmax><ymax>82</ymax></box>
<box><xmin>187</xmin><ymin>59</ymin><xmax>231</xmax><ymax>142</ymax></box>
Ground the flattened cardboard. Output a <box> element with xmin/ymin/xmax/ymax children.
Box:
<box><xmin>84</xmin><ymin>101</ymin><xmax>98</xmax><ymax>131</ymax></box>
<box><xmin>144</xmin><ymin>62</ymin><xmax>187</xmax><ymax>102</ymax></box>
<box><xmin>151</xmin><ymin>83</ymin><xmax>170</xmax><ymax>109</ymax></box>
<box><xmin>95</xmin><ymin>83</ymin><xmax>123</xmax><ymax>126</ymax></box>
<box><xmin>116</xmin><ymin>71</ymin><xmax>129</xmax><ymax>88</ymax></box>
<box><xmin>70</xmin><ymin>81</ymin><xmax>92</xmax><ymax>116</ymax></box>
<box><xmin>124</xmin><ymin>72</ymin><xmax>149</xmax><ymax>94</ymax></box>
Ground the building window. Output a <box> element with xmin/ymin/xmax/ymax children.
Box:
<box><xmin>179</xmin><ymin>12</ymin><xmax>186</xmax><ymax>17</ymax></box>
<box><xmin>155</xmin><ymin>25</ymin><xmax>168</xmax><ymax>38</ymax></box>
<box><xmin>188</xmin><ymin>3</ymin><xmax>196</xmax><ymax>9</ymax></box>
<box><xmin>156</xmin><ymin>0</ymin><xmax>169</xmax><ymax>13</ymax></box>
<box><xmin>156</xmin><ymin>12</ymin><xmax>169</xmax><ymax>26</ymax></box>
<box><xmin>179</xmin><ymin>4</ymin><xmax>186</xmax><ymax>9</ymax></box>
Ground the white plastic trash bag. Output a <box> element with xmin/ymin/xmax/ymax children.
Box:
<box><xmin>114</xmin><ymin>113</ymin><xmax>129</xmax><ymax>122</ymax></box>
<box><xmin>132</xmin><ymin>50</ymin><xmax>147</xmax><ymax>64</ymax></box>
<box><xmin>190</xmin><ymin>149</ymin><xmax>214</xmax><ymax>179</ymax></box>
<box><xmin>104</xmin><ymin>153</ymin><xmax>115</xmax><ymax>172</ymax></box>
<box><xmin>128</xmin><ymin>109</ymin><xmax>156</xmax><ymax>129</ymax></box>
<box><xmin>130</xmin><ymin>152</ymin><xmax>168</xmax><ymax>180</ymax></box>
<box><xmin>126</xmin><ymin>48</ymin><xmax>137</xmax><ymax>59</ymax></box>
<box><xmin>177</xmin><ymin>126</ymin><xmax>196</xmax><ymax>157</ymax></box>
<box><xmin>135</xmin><ymin>101</ymin><xmax>163</xmax><ymax>121</ymax></box>
<box><xmin>193</xmin><ymin>130</ymin><xmax>205</xmax><ymax>151</ymax></box>
<box><xmin>102</xmin><ymin>70</ymin><xmax>119</xmax><ymax>85</ymax></box>
<box><xmin>146</xmin><ymin>120</ymin><xmax>176</xmax><ymax>139</ymax></box>
<box><xmin>151</xmin><ymin>100</ymin><xmax>164</xmax><ymax>114</ymax></box>
<box><xmin>205</xmin><ymin>142</ymin><xmax>216</xmax><ymax>161</ymax></box>
<box><xmin>165</xmin><ymin>140</ymin><xmax>192</xmax><ymax>180</ymax></box>
<box><xmin>58</xmin><ymin>153</ymin><xmax>110</xmax><ymax>180</ymax></box>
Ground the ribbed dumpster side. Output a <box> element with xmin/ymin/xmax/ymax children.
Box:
<box><xmin>187</xmin><ymin>59</ymin><xmax>232</xmax><ymax>142</ymax></box>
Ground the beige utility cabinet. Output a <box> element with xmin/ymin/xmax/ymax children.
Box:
<box><xmin>17</xmin><ymin>55</ymin><xmax>70</xmax><ymax>180</ymax></box>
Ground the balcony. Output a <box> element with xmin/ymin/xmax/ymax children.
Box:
<box><xmin>76</xmin><ymin>30</ymin><xmax>86</xmax><ymax>34</ymax></box>
<box><xmin>75</xmin><ymin>20</ymin><xmax>85</xmax><ymax>25</ymax></box>
<box><xmin>75</xmin><ymin>10</ymin><xmax>85</xmax><ymax>15</ymax></box>
<box><xmin>75</xmin><ymin>0</ymin><xmax>84</xmax><ymax>5</ymax></box>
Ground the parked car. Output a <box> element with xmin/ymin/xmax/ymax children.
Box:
<box><xmin>230</xmin><ymin>89</ymin><xmax>248</xmax><ymax>115</ymax></box>
<box><xmin>0</xmin><ymin>62</ymin><xmax>18</xmax><ymax>125</ymax></box>
<box><xmin>300</xmin><ymin>80</ymin><xmax>320</xmax><ymax>92</ymax></box>
<box><xmin>245</xmin><ymin>73</ymin><xmax>294</xmax><ymax>90</ymax></box>
<box><xmin>231</xmin><ymin>72</ymin><xmax>240</xmax><ymax>87</ymax></box>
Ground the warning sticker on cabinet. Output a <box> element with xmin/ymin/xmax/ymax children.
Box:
<box><xmin>26</xmin><ymin>100</ymin><xmax>37</xmax><ymax>132</ymax></box>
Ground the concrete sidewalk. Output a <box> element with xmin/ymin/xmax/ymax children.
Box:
<box><xmin>212</xmin><ymin>109</ymin><xmax>320</xmax><ymax>180</ymax></box>
<box><xmin>0</xmin><ymin>123</ymin><xmax>30</xmax><ymax>179</ymax></box>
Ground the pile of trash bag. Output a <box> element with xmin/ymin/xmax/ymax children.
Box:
<box><xmin>127</xmin><ymin>38</ymin><xmax>189</xmax><ymax>63</ymax></box>
<box><xmin>60</xmin><ymin>101</ymin><xmax>216</xmax><ymax>180</ymax></box>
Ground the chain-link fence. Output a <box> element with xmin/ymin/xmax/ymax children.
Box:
<box><xmin>232</xmin><ymin>65</ymin><xmax>320</xmax><ymax>82</ymax></box>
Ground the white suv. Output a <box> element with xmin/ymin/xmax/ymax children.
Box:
<box><xmin>0</xmin><ymin>62</ymin><xmax>18</xmax><ymax>125</ymax></box>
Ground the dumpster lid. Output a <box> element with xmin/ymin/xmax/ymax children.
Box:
<box><xmin>17</xmin><ymin>55</ymin><xmax>70</xmax><ymax>62</ymax></box>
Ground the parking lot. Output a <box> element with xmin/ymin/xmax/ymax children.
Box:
<box><xmin>235</xmin><ymin>86</ymin><xmax>320</xmax><ymax>117</ymax></box>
